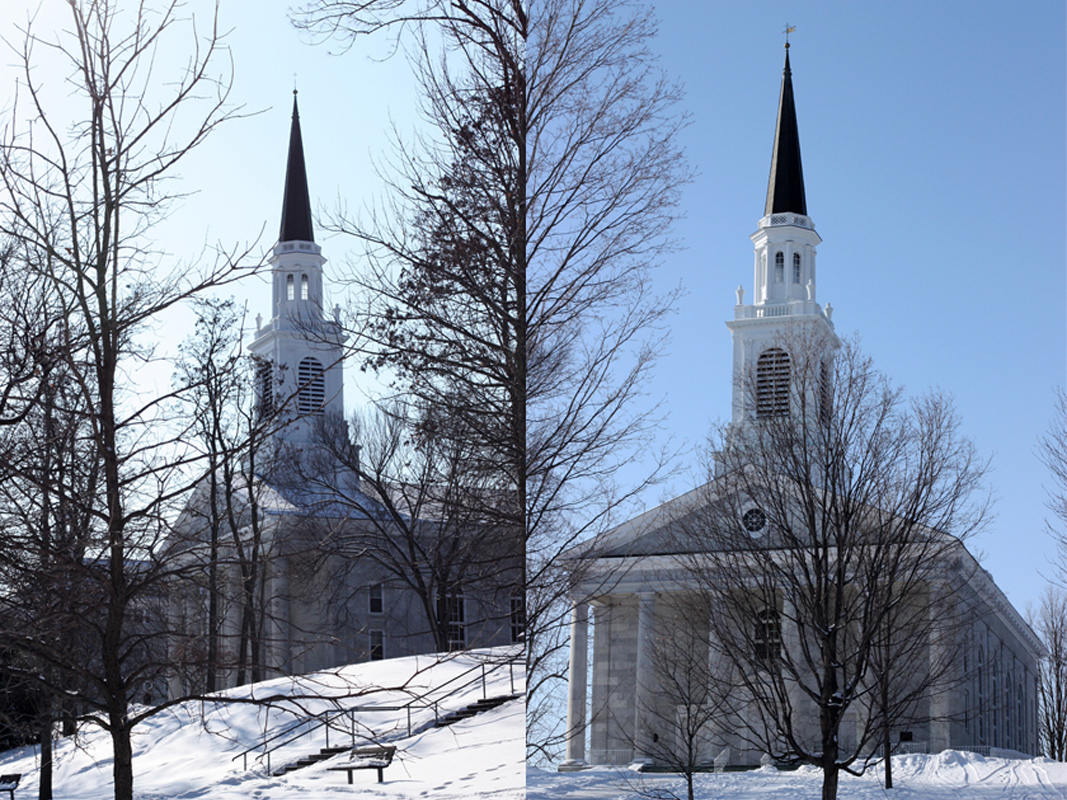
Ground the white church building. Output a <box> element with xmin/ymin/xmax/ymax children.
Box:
<box><xmin>560</xmin><ymin>48</ymin><xmax>1044</xmax><ymax>770</ymax></box>
<box><xmin>166</xmin><ymin>95</ymin><xmax>518</xmax><ymax>697</ymax></box>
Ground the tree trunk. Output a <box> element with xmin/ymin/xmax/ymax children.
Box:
<box><xmin>38</xmin><ymin>711</ymin><xmax>52</xmax><ymax>800</ymax></box>
<box><xmin>111</xmin><ymin>721</ymin><xmax>134</xmax><ymax>800</ymax></box>
<box><xmin>821</xmin><ymin>764</ymin><xmax>839</xmax><ymax>800</ymax></box>
<box><xmin>884</xmin><ymin>725</ymin><xmax>893</xmax><ymax>789</ymax></box>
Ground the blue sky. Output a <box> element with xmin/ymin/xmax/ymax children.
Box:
<box><xmin>646</xmin><ymin>2</ymin><xmax>1066</xmax><ymax>616</ymax></box>
<box><xmin>2</xmin><ymin>1</ymin><xmax>1064</xmax><ymax>617</ymax></box>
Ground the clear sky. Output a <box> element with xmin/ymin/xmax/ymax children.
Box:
<box><xmin>1</xmin><ymin>1</ymin><xmax>1064</xmax><ymax>618</ymax></box>
<box><xmin>646</xmin><ymin>2</ymin><xmax>1067</xmax><ymax>618</ymax></box>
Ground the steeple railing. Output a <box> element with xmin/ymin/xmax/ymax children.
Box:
<box><xmin>734</xmin><ymin>300</ymin><xmax>826</xmax><ymax>321</ymax></box>
<box><xmin>759</xmin><ymin>212</ymin><xmax>813</xmax><ymax>230</ymax></box>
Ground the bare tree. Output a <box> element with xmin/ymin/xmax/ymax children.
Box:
<box><xmin>1033</xmin><ymin>586</ymin><xmax>1067</xmax><ymax>759</ymax></box>
<box><xmin>171</xmin><ymin>298</ymin><xmax>284</xmax><ymax>691</ymax></box>
<box><xmin>1037</xmin><ymin>390</ymin><xmax>1067</xmax><ymax>760</ymax></box>
<box><xmin>293</xmin><ymin>0</ymin><xmax>689</xmax><ymax>759</ymax></box>
<box><xmin>0</xmin><ymin>248</ymin><xmax>101</xmax><ymax>800</ymax></box>
<box><xmin>302</xmin><ymin>405</ymin><xmax>520</xmax><ymax>654</ymax></box>
<box><xmin>631</xmin><ymin>596</ymin><xmax>731</xmax><ymax>800</ymax></box>
<box><xmin>675</xmin><ymin>333</ymin><xmax>988</xmax><ymax>800</ymax></box>
<box><xmin>0</xmin><ymin>2</ymin><xmax>251</xmax><ymax>798</ymax></box>
<box><xmin>1040</xmin><ymin>389</ymin><xmax>1067</xmax><ymax>574</ymax></box>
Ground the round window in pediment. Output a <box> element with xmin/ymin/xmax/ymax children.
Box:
<box><xmin>742</xmin><ymin>507</ymin><xmax>767</xmax><ymax>536</ymax></box>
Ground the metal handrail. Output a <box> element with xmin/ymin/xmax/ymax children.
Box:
<box><xmin>232</xmin><ymin>648</ymin><xmax>523</xmax><ymax>773</ymax></box>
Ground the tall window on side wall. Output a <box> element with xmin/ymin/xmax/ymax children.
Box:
<box><xmin>369</xmin><ymin>630</ymin><xmax>384</xmax><ymax>661</ymax></box>
<box><xmin>992</xmin><ymin>660</ymin><xmax>999</xmax><ymax>746</ymax></box>
<box><xmin>369</xmin><ymin>583</ymin><xmax>383</xmax><ymax>615</ymax></box>
<box><xmin>1017</xmin><ymin>682</ymin><xmax>1024</xmax><ymax>751</ymax></box>
<box><xmin>756</xmin><ymin>348</ymin><xmax>790</xmax><ymax>418</ymax></box>
<box><xmin>754</xmin><ymin>608</ymin><xmax>781</xmax><ymax>661</ymax></box>
<box><xmin>510</xmin><ymin>592</ymin><xmax>525</xmax><ymax>644</ymax></box>
<box><xmin>1006</xmin><ymin>664</ymin><xmax>1012</xmax><ymax>748</ymax></box>
<box><xmin>301</xmin><ymin>273</ymin><xmax>309</xmax><ymax>300</ymax></box>
<box><xmin>286</xmin><ymin>274</ymin><xmax>295</xmax><ymax>301</ymax></box>
<box><xmin>977</xmin><ymin>646</ymin><xmax>986</xmax><ymax>743</ymax></box>
<box><xmin>793</xmin><ymin>252</ymin><xmax>801</xmax><ymax>284</ymax></box>
<box><xmin>774</xmin><ymin>251</ymin><xmax>784</xmax><ymax>283</ymax></box>
<box><xmin>297</xmin><ymin>357</ymin><xmax>325</xmax><ymax>415</ymax></box>
<box><xmin>438</xmin><ymin>592</ymin><xmax>466</xmax><ymax>651</ymax></box>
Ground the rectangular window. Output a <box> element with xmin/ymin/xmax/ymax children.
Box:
<box><xmin>369</xmin><ymin>630</ymin><xmax>384</xmax><ymax>661</ymax></box>
<box><xmin>369</xmin><ymin>583</ymin><xmax>383</xmax><ymax>615</ymax></box>
<box><xmin>440</xmin><ymin>593</ymin><xmax>465</xmax><ymax>651</ymax></box>
<box><xmin>510</xmin><ymin>594</ymin><xmax>525</xmax><ymax>644</ymax></box>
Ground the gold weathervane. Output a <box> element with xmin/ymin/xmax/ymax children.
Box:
<box><xmin>784</xmin><ymin>24</ymin><xmax>796</xmax><ymax>48</ymax></box>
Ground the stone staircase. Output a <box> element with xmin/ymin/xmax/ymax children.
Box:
<box><xmin>273</xmin><ymin>694</ymin><xmax>520</xmax><ymax>776</ymax></box>
<box><xmin>272</xmin><ymin>745</ymin><xmax>350</xmax><ymax>776</ymax></box>
<box><xmin>433</xmin><ymin>694</ymin><xmax>520</xmax><ymax>728</ymax></box>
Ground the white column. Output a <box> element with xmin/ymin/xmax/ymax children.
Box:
<box><xmin>560</xmin><ymin>602</ymin><xmax>590</xmax><ymax>769</ymax></box>
<box><xmin>267</xmin><ymin>556</ymin><xmax>290</xmax><ymax>676</ymax></box>
<box><xmin>634</xmin><ymin>592</ymin><xmax>656</xmax><ymax>762</ymax></box>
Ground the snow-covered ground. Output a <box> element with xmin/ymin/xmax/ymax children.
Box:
<box><xmin>528</xmin><ymin>752</ymin><xmax>1067</xmax><ymax>799</ymax></box>
<box><xmin>4</xmin><ymin>650</ymin><xmax>1067</xmax><ymax>800</ymax></box>
<box><xmin>0</xmin><ymin>648</ymin><xmax>524</xmax><ymax>799</ymax></box>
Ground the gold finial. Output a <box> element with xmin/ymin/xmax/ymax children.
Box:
<box><xmin>784</xmin><ymin>24</ymin><xmax>796</xmax><ymax>48</ymax></box>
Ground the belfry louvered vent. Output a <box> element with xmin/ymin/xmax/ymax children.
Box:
<box><xmin>756</xmin><ymin>348</ymin><xmax>790</xmax><ymax>418</ymax></box>
<box><xmin>297</xmin><ymin>357</ymin><xmax>325</xmax><ymax>415</ymax></box>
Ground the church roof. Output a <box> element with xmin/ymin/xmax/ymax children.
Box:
<box><xmin>764</xmin><ymin>48</ymin><xmax>807</xmax><ymax>216</ymax></box>
<box><xmin>279</xmin><ymin>92</ymin><xmax>315</xmax><ymax>243</ymax></box>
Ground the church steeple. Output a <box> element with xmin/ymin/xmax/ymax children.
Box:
<box><xmin>725</xmin><ymin>45</ymin><xmax>836</xmax><ymax>431</ymax></box>
<box><xmin>279</xmin><ymin>91</ymin><xmax>315</xmax><ymax>243</ymax></box>
<box><xmin>765</xmin><ymin>47</ymin><xmax>807</xmax><ymax>216</ymax></box>
<box><xmin>249</xmin><ymin>94</ymin><xmax>344</xmax><ymax>446</ymax></box>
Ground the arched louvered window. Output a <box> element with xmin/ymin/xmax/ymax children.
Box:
<box><xmin>755</xmin><ymin>608</ymin><xmax>781</xmax><ymax>661</ymax></box>
<box><xmin>255</xmin><ymin>359</ymin><xmax>273</xmax><ymax>420</ymax></box>
<box><xmin>301</xmin><ymin>274</ymin><xmax>309</xmax><ymax>301</ymax></box>
<box><xmin>286</xmin><ymin>274</ymin><xmax>295</xmax><ymax>301</ymax></box>
<box><xmin>774</xmin><ymin>251</ymin><xmax>784</xmax><ymax>283</ymax></box>
<box><xmin>297</xmin><ymin>357</ymin><xmax>325</xmax><ymax>415</ymax></box>
<box><xmin>756</xmin><ymin>348</ymin><xmax>790</xmax><ymax>418</ymax></box>
<box><xmin>793</xmin><ymin>252</ymin><xmax>801</xmax><ymax>284</ymax></box>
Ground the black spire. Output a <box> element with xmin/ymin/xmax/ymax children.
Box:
<box><xmin>764</xmin><ymin>47</ymin><xmax>807</xmax><ymax>216</ymax></box>
<box><xmin>279</xmin><ymin>91</ymin><xmax>314</xmax><ymax>243</ymax></box>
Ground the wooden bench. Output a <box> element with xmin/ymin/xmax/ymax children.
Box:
<box><xmin>0</xmin><ymin>774</ymin><xmax>19</xmax><ymax>800</ymax></box>
<box><xmin>327</xmin><ymin>745</ymin><xmax>396</xmax><ymax>784</ymax></box>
